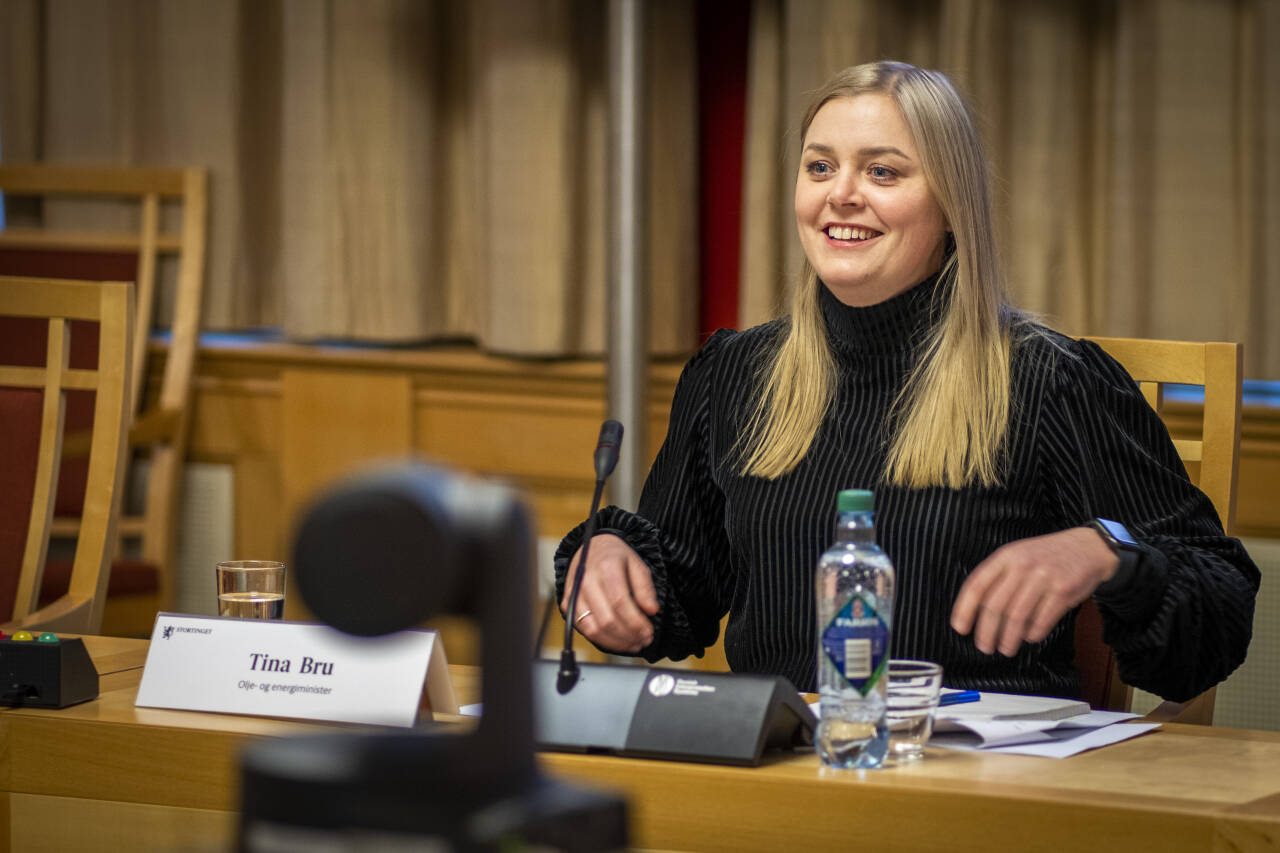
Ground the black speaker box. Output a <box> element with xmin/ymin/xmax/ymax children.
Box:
<box><xmin>533</xmin><ymin>660</ymin><xmax>815</xmax><ymax>766</ymax></box>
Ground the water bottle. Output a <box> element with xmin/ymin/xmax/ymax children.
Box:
<box><xmin>815</xmin><ymin>489</ymin><xmax>895</xmax><ymax>768</ymax></box>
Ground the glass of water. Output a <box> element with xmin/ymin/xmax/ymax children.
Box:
<box><xmin>886</xmin><ymin>659</ymin><xmax>943</xmax><ymax>761</ymax></box>
<box><xmin>216</xmin><ymin>560</ymin><xmax>286</xmax><ymax>620</ymax></box>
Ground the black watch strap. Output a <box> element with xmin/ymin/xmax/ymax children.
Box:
<box><xmin>1088</xmin><ymin>518</ymin><xmax>1141</xmax><ymax>591</ymax></box>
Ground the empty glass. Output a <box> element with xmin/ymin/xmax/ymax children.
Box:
<box><xmin>886</xmin><ymin>659</ymin><xmax>943</xmax><ymax>761</ymax></box>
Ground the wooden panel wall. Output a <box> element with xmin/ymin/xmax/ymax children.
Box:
<box><xmin>1163</xmin><ymin>403</ymin><xmax>1280</xmax><ymax>538</ymax></box>
<box><xmin>171</xmin><ymin>341</ymin><xmax>683</xmax><ymax>554</ymax></box>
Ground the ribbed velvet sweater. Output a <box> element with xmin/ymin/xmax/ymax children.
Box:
<box><xmin>554</xmin><ymin>275</ymin><xmax>1259</xmax><ymax>699</ymax></box>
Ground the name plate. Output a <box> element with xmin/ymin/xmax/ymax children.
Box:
<box><xmin>136</xmin><ymin>612</ymin><xmax>457</xmax><ymax>727</ymax></box>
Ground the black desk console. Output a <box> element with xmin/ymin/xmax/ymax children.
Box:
<box><xmin>0</xmin><ymin>633</ymin><xmax>99</xmax><ymax>708</ymax></box>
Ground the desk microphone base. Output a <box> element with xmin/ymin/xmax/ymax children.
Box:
<box><xmin>533</xmin><ymin>660</ymin><xmax>815</xmax><ymax>766</ymax></box>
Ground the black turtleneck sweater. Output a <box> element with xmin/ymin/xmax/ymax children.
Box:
<box><xmin>554</xmin><ymin>276</ymin><xmax>1259</xmax><ymax>699</ymax></box>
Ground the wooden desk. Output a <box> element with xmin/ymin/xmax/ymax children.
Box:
<box><xmin>1</xmin><ymin>638</ymin><xmax>1277</xmax><ymax>853</ymax></box>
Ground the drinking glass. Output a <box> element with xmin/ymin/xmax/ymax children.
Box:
<box><xmin>216</xmin><ymin>560</ymin><xmax>286</xmax><ymax>620</ymax></box>
<box><xmin>886</xmin><ymin>659</ymin><xmax>943</xmax><ymax>761</ymax></box>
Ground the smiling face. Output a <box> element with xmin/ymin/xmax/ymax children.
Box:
<box><xmin>795</xmin><ymin>93</ymin><xmax>949</xmax><ymax>307</ymax></box>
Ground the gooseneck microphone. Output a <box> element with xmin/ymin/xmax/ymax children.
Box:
<box><xmin>556</xmin><ymin>419</ymin><xmax>624</xmax><ymax>694</ymax></box>
<box><xmin>532</xmin><ymin>423</ymin><xmax>815</xmax><ymax>765</ymax></box>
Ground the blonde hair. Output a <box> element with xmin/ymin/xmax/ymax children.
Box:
<box><xmin>738</xmin><ymin>61</ymin><xmax>1018</xmax><ymax>488</ymax></box>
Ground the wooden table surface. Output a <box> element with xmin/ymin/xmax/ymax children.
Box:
<box><xmin>1</xmin><ymin>636</ymin><xmax>1277</xmax><ymax>852</ymax></box>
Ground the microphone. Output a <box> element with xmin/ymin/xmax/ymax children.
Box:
<box><xmin>593</xmin><ymin>419</ymin><xmax>623</xmax><ymax>480</ymax></box>
<box><xmin>531</xmin><ymin>428</ymin><xmax>817</xmax><ymax>766</ymax></box>
<box><xmin>557</xmin><ymin>419</ymin><xmax>624</xmax><ymax>693</ymax></box>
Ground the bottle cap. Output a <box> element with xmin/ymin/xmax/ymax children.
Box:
<box><xmin>837</xmin><ymin>489</ymin><xmax>874</xmax><ymax>512</ymax></box>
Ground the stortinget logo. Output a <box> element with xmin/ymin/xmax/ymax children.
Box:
<box><xmin>161</xmin><ymin>624</ymin><xmax>213</xmax><ymax>639</ymax></box>
<box><xmin>648</xmin><ymin>673</ymin><xmax>675</xmax><ymax>697</ymax></box>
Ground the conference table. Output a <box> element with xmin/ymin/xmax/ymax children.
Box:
<box><xmin>1</xmin><ymin>636</ymin><xmax>1277</xmax><ymax>853</ymax></box>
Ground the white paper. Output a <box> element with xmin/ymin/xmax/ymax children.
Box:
<box><xmin>931</xmin><ymin>721</ymin><xmax>1160</xmax><ymax>758</ymax></box>
<box><xmin>934</xmin><ymin>709</ymin><xmax>1138</xmax><ymax>740</ymax></box>
<box><xmin>808</xmin><ymin>691</ymin><xmax>1152</xmax><ymax>759</ymax></box>
<box><xmin>136</xmin><ymin>612</ymin><xmax>454</xmax><ymax>727</ymax></box>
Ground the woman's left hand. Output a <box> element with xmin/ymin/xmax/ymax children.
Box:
<box><xmin>950</xmin><ymin>527</ymin><xmax>1120</xmax><ymax>657</ymax></box>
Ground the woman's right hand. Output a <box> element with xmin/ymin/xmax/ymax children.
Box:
<box><xmin>560</xmin><ymin>533</ymin><xmax>659</xmax><ymax>653</ymax></box>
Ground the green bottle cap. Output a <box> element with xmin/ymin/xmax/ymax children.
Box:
<box><xmin>837</xmin><ymin>489</ymin><xmax>874</xmax><ymax>512</ymax></box>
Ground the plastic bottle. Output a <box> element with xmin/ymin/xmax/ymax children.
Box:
<box><xmin>815</xmin><ymin>489</ymin><xmax>895</xmax><ymax>768</ymax></box>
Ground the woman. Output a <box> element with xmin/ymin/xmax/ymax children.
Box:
<box><xmin>555</xmin><ymin>61</ymin><xmax>1258</xmax><ymax>699</ymax></box>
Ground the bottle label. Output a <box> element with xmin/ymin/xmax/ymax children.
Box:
<box><xmin>821</xmin><ymin>593</ymin><xmax>888</xmax><ymax>696</ymax></box>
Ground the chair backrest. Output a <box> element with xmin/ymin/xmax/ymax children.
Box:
<box><xmin>1075</xmin><ymin>336</ymin><xmax>1243</xmax><ymax>723</ymax></box>
<box><xmin>0</xmin><ymin>164</ymin><xmax>208</xmax><ymax>610</ymax></box>
<box><xmin>1085</xmin><ymin>337</ymin><xmax>1242</xmax><ymax>532</ymax></box>
<box><xmin>0</xmin><ymin>276</ymin><xmax>134</xmax><ymax>633</ymax></box>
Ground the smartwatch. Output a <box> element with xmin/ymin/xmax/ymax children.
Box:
<box><xmin>1087</xmin><ymin>518</ymin><xmax>1142</xmax><ymax>590</ymax></box>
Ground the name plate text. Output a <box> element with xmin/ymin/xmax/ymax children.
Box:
<box><xmin>136</xmin><ymin>612</ymin><xmax>457</xmax><ymax>726</ymax></box>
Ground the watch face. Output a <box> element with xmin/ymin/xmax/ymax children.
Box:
<box><xmin>1095</xmin><ymin>518</ymin><xmax>1138</xmax><ymax>549</ymax></box>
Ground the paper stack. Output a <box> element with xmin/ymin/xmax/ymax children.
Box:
<box><xmin>930</xmin><ymin>689</ymin><xmax>1159</xmax><ymax>758</ymax></box>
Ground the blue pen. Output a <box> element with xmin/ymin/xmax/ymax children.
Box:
<box><xmin>938</xmin><ymin>690</ymin><xmax>981</xmax><ymax>707</ymax></box>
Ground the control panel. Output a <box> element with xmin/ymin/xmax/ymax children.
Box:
<box><xmin>0</xmin><ymin>632</ymin><xmax>99</xmax><ymax>708</ymax></box>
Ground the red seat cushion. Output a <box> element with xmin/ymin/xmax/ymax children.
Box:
<box><xmin>0</xmin><ymin>248</ymin><xmax>137</xmax><ymax>284</ymax></box>
<box><xmin>0</xmin><ymin>249</ymin><xmax>138</xmax><ymax>518</ymax></box>
<box><xmin>0</xmin><ymin>316</ymin><xmax>98</xmax><ymax>518</ymax></box>
<box><xmin>1074</xmin><ymin>598</ymin><xmax>1117</xmax><ymax>710</ymax></box>
<box><xmin>2</xmin><ymin>252</ymin><xmax>154</xmax><ymax>619</ymax></box>
<box><xmin>38</xmin><ymin>557</ymin><xmax>160</xmax><ymax>607</ymax></box>
<box><xmin>0</xmin><ymin>387</ymin><xmax>45</xmax><ymax>620</ymax></box>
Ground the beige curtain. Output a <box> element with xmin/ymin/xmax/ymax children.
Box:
<box><xmin>0</xmin><ymin>0</ymin><xmax>698</xmax><ymax>356</ymax></box>
<box><xmin>741</xmin><ymin>0</ymin><xmax>1280</xmax><ymax>378</ymax></box>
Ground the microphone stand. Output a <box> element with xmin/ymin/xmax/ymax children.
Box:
<box><xmin>530</xmin><ymin>425</ymin><xmax>816</xmax><ymax>766</ymax></box>
<box><xmin>556</xmin><ymin>420</ymin><xmax>623</xmax><ymax>694</ymax></box>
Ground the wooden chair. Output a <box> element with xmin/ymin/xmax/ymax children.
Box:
<box><xmin>1076</xmin><ymin>336</ymin><xmax>1243</xmax><ymax>725</ymax></box>
<box><xmin>0</xmin><ymin>276</ymin><xmax>134</xmax><ymax>633</ymax></box>
<box><xmin>0</xmin><ymin>165</ymin><xmax>208</xmax><ymax>633</ymax></box>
